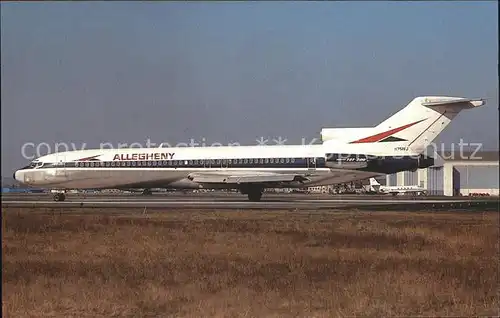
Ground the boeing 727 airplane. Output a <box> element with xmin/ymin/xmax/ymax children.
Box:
<box><xmin>13</xmin><ymin>96</ymin><xmax>485</xmax><ymax>201</ymax></box>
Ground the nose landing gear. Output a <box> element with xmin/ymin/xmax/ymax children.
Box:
<box><xmin>53</xmin><ymin>193</ymin><xmax>66</xmax><ymax>201</ymax></box>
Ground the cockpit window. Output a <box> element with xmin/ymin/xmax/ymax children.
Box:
<box><xmin>29</xmin><ymin>161</ymin><xmax>44</xmax><ymax>169</ymax></box>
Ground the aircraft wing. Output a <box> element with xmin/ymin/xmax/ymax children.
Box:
<box><xmin>187</xmin><ymin>171</ymin><xmax>310</xmax><ymax>185</ymax></box>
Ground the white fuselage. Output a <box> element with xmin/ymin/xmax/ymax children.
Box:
<box><xmin>14</xmin><ymin>143</ymin><xmax>390</xmax><ymax>190</ymax></box>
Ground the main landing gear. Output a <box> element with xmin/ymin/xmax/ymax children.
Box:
<box><xmin>247</xmin><ymin>190</ymin><xmax>262</xmax><ymax>202</ymax></box>
<box><xmin>142</xmin><ymin>188</ymin><xmax>153</xmax><ymax>196</ymax></box>
<box><xmin>53</xmin><ymin>193</ymin><xmax>66</xmax><ymax>202</ymax></box>
<box><xmin>240</xmin><ymin>185</ymin><xmax>263</xmax><ymax>202</ymax></box>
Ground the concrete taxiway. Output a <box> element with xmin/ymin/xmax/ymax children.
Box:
<box><xmin>1</xmin><ymin>192</ymin><xmax>498</xmax><ymax>211</ymax></box>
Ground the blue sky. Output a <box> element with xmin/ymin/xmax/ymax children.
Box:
<box><xmin>1</xmin><ymin>1</ymin><xmax>498</xmax><ymax>176</ymax></box>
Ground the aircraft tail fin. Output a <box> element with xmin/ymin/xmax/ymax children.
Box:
<box><xmin>323</xmin><ymin>97</ymin><xmax>485</xmax><ymax>154</ymax></box>
<box><xmin>369</xmin><ymin>178</ymin><xmax>381</xmax><ymax>186</ymax></box>
<box><xmin>369</xmin><ymin>178</ymin><xmax>381</xmax><ymax>192</ymax></box>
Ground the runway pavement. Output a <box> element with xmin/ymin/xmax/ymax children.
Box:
<box><xmin>2</xmin><ymin>192</ymin><xmax>498</xmax><ymax>211</ymax></box>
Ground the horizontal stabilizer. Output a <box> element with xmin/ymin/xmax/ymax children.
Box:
<box><xmin>421</xmin><ymin>98</ymin><xmax>485</xmax><ymax>108</ymax></box>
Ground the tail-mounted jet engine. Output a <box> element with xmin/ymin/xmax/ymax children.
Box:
<box><xmin>325</xmin><ymin>153</ymin><xmax>434</xmax><ymax>174</ymax></box>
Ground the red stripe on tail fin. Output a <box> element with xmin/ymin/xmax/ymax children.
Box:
<box><xmin>349</xmin><ymin>119</ymin><xmax>426</xmax><ymax>144</ymax></box>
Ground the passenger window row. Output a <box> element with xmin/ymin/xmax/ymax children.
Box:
<box><xmin>70</xmin><ymin>157</ymin><xmax>318</xmax><ymax>168</ymax></box>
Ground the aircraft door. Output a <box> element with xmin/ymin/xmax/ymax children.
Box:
<box><xmin>52</xmin><ymin>152</ymin><xmax>68</xmax><ymax>181</ymax></box>
<box><xmin>307</xmin><ymin>157</ymin><xmax>317</xmax><ymax>170</ymax></box>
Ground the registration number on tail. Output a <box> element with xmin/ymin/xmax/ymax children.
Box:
<box><xmin>394</xmin><ymin>147</ymin><xmax>409</xmax><ymax>151</ymax></box>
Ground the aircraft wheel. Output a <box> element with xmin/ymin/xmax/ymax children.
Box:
<box><xmin>142</xmin><ymin>189</ymin><xmax>153</xmax><ymax>196</ymax></box>
<box><xmin>53</xmin><ymin>193</ymin><xmax>66</xmax><ymax>202</ymax></box>
<box><xmin>247</xmin><ymin>190</ymin><xmax>262</xmax><ymax>202</ymax></box>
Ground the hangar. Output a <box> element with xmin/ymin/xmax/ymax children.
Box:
<box><xmin>386</xmin><ymin>150</ymin><xmax>499</xmax><ymax>196</ymax></box>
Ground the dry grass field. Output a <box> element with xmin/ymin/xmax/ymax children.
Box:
<box><xmin>2</xmin><ymin>208</ymin><xmax>499</xmax><ymax>317</ymax></box>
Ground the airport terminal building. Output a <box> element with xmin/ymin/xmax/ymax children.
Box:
<box><xmin>386</xmin><ymin>150</ymin><xmax>499</xmax><ymax>196</ymax></box>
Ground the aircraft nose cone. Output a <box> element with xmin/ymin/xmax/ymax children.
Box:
<box><xmin>13</xmin><ymin>170</ymin><xmax>22</xmax><ymax>183</ymax></box>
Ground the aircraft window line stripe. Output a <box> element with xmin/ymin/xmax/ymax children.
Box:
<box><xmin>35</xmin><ymin>157</ymin><xmax>327</xmax><ymax>169</ymax></box>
